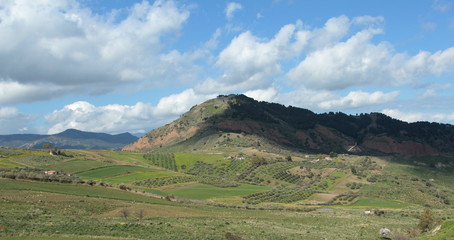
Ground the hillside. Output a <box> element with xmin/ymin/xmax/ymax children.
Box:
<box><xmin>124</xmin><ymin>94</ymin><xmax>454</xmax><ymax>156</ymax></box>
<box><xmin>0</xmin><ymin>129</ymin><xmax>138</xmax><ymax>150</ymax></box>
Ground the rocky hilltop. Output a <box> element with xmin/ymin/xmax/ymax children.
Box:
<box><xmin>124</xmin><ymin>94</ymin><xmax>454</xmax><ymax>156</ymax></box>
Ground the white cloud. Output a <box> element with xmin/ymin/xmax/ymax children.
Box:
<box><xmin>383</xmin><ymin>109</ymin><xmax>454</xmax><ymax>123</ymax></box>
<box><xmin>308</xmin><ymin>15</ymin><xmax>352</xmax><ymax>51</ymax></box>
<box><xmin>287</xmin><ymin>15</ymin><xmax>454</xmax><ymax>91</ymax></box>
<box><xmin>0</xmin><ymin>0</ymin><xmax>194</xmax><ymax>104</ymax></box>
<box><xmin>276</xmin><ymin>88</ymin><xmax>337</xmax><ymax>110</ymax></box>
<box><xmin>225</xmin><ymin>2</ymin><xmax>242</xmax><ymax>19</ymax></box>
<box><xmin>152</xmin><ymin>89</ymin><xmax>217</xmax><ymax>117</ymax></box>
<box><xmin>0</xmin><ymin>80</ymin><xmax>74</xmax><ymax>104</ymax></box>
<box><xmin>200</xmin><ymin>21</ymin><xmax>308</xmax><ymax>93</ymax></box>
<box><xmin>318</xmin><ymin>91</ymin><xmax>399</xmax><ymax>109</ymax></box>
<box><xmin>244</xmin><ymin>87</ymin><xmax>278</xmax><ymax>102</ymax></box>
<box><xmin>46</xmin><ymin>101</ymin><xmax>156</xmax><ymax>134</ymax></box>
<box><xmin>45</xmin><ymin>89</ymin><xmax>218</xmax><ymax>134</ymax></box>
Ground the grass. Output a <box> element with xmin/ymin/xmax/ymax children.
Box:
<box><xmin>0</xmin><ymin>236</ymin><xmax>129</xmax><ymax>240</ymax></box>
<box><xmin>349</xmin><ymin>197</ymin><xmax>412</xmax><ymax>209</ymax></box>
<box><xmin>386</xmin><ymin>160</ymin><xmax>454</xmax><ymax>189</ymax></box>
<box><xmin>100</xmin><ymin>151</ymin><xmax>148</xmax><ymax>166</ymax></box>
<box><xmin>175</xmin><ymin>153</ymin><xmax>228</xmax><ymax>171</ymax></box>
<box><xmin>43</xmin><ymin>158</ymin><xmax>114</xmax><ymax>173</ymax></box>
<box><xmin>1</xmin><ymin>149</ymin><xmax>454</xmax><ymax>239</ymax></box>
<box><xmin>164</xmin><ymin>183</ymin><xmax>271</xmax><ymax>200</ymax></box>
<box><xmin>0</xmin><ymin>178</ymin><xmax>174</xmax><ymax>205</ymax></box>
<box><xmin>102</xmin><ymin>171</ymin><xmax>184</xmax><ymax>184</ymax></box>
<box><xmin>0</xmin><ymin>176</ymin><xmax>438</xmax><ymax>240</ymax></box>
<box><xmin>76</xmin><ymin>165</ymin><xmax>157</xmax><ymax>179</ymax></box>
<box><xmin>0</xmin><ymin>158</ymin><xmax>25</xmax><ymax>168</ymax></box>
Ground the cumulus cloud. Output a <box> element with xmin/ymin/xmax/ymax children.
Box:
<box><xmin>244</xmin><ymin>87</ymin><xmax>278</xmax><ymax>102</ymax></box>
<box><xmin>318</xmin><ymin>91</ymin><xmax>399</xmax><ymax>110</ymax></box>
<box><xmin>199</xmin><ymin>21</ymin><xmax>308</xmax><ymax>93</ymax></box>
<box><xmin>287</xmin><ymin>15</ymin><xmax>454</xmax><ymax>91</ymax></box>
<box><xmin>276</xmin><ymin>88</ymin><xmax>337</xmax><ymax>111</ymax></box>
<box><xmin>382</xmin><ymin>109</ymin><xmax>454</xmax><ymax>123</ymax></box>
<box><xmin>45</xmin><ymin>89</ymin><xmax>217</xmax><ymax>135</ymax></box>
<box><xmin>225</xmin><ymin>2</ymin><xmax>242</xmax><ymax>19</ymax></box>
<box><xmin>152</xmin><ymin>89</ymin><xmax>217</xmax><ymax>117</ymax></box>
<box><xmin>0</xmin><ymin>0</ymin><xmax>194</xmax><ymax>104</ymax></box>
<box><xmin>46</xmin><ymin>101</ymin><xmax>156</xmax><ymax>134</ymax></box>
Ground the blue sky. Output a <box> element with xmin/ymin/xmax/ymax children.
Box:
<box><xmin>0</xmin><ymin>0</ymin><xmax>454</xmax><ymax>135</ymax></box>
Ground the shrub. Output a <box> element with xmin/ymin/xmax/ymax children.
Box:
<box><xmin>418</xmin><ymin>209</ymin><xmax>435</xmax><ymax>232</ymax></box>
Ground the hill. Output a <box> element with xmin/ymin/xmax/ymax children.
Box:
<box><xmin>124</xmin><ymin>94</ymin><xmax>454</xmax><ymax>156</ymax></box>
<box><xmin>0</xmin><ymin>129</ymin><xmax>138</xmax><ymax>150</ymax></box>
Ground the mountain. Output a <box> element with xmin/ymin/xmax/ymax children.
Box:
<box><xmin>0</xmin><ymin>129</ymin><xmax>138</xmax><ymax>150</ymax></box>
<box><xmin>124</xmin><ymin>94</ymin><xmax>454</xmax><ymax>156</ymax></box>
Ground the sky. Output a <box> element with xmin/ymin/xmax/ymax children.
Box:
<box><xmin>0</xmin><ymin>0</ymin><xmax>454</xmax><ymax>135</ymax></box>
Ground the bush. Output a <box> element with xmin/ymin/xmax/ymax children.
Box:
<box><xmin>418</xmin><ymin>209</ymin><xmax>435</xmax><ymax>232</ymax></box>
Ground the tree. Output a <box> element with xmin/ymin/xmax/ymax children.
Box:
<box><xmin>418</xmin><ymin>209</ymin><xmax>435</xmax><ymax>232</ymax></box>
<box><xmin>120</xmin><ymin>208</ymin><xmax>129</xmax><ymax>219</ymax></box>
<box><xmin>286</xmin><ymin>156</ymin><xmax>292</xmax><ymax>162</ymax></box>
<box><xmin>135</xmin><ymin>209</ymin><xmax>146</xmax><ymax>221</ymax></box>
<box><xmin>250</xmin><ymin>155</ymin><xmax>267</xmax><ymax>165</ymax></box>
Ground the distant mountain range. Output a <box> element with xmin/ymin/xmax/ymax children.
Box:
<box><xmin>124</xmin><ymin>94</ymin><xmax>454</xmax><ymax>156</ymax></box>
<box><xmin>0</xmin><ymin>129</ymin><xmax>138</xmax><ymax>150</ymax></box>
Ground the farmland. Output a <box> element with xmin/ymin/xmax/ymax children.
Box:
<box><xmin>1</xmin><ymin>147</ymin><xmax>454</xmax><ymax>239</ymax></box>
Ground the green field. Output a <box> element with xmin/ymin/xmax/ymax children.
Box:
<box><xmin>102</xmin><ymin>171</ymin><xmax>184</xmax><ymax>184</ymax></box>
<box><xmin>100</xmin><ymin>151</ymin><xmax>148</xmax><ymax>166</ymax></box>
<box><xmin>349</xmin><ymin>197</ymin><xmax>413</xmax><ymax>209</ymax></box>
<box><xmin>175</xmin><ymin>153</ymin><xmax>228</xmax><ymax>171</ymax></box>
<box><xmin>44</xmin><ymin>158</ymin><xmax>114</xmax><ymax>173</ymax></box>
<box><xmin>1</xmin><ymin>149</ymin><xmax>454</xmax><ymax>239</ymax></box>
<box><xmin>76</xmin><ymin>165</ymin><xmax>158</xmax><ymax>179</ymax></box>
<box><xmin>0</xmin><ymin>158</ymin><xmax>25</xmax><ymax>168</ymax></box>
<box><xmin>0</xmin><ymin>178</ymin><xmax>422</xmax><ymax>240</ymax></box>
<box><xmin>0</xmin><ymin>178</ymin><xmax>174</xmax><ymax>205</ymax></box>
<box><xmin>165</xmin><ymin>183</ymin><xmax>272</xmax><ymax>200</ymax></box>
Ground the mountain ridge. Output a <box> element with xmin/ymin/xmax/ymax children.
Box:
<box><xmin>124</xmin><ymin>94</ymin><xmax>454</xmax><ymax>156</ymax></box>
<box><xmin>0</xmin><ymin>129</ymin><xmax>138</xmax><ymax>150</ymax></box>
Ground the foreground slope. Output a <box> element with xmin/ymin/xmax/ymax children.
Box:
<box><xmin>3</xmin><ymin>148</ymin><xmax>454</xmax><ymax>239</ymax></box>
<box><xmin>124</xmin><ymin>94</ymin><xmax>454</xmax><ymax>155</ymax></box>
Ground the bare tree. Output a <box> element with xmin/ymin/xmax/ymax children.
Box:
<box><xmin>119</xmin><ymin>208</ymin><xmax>129</xmax><ymax>219</ymax></box>
<box><xmin>135</xmin><ymin>209</ymin><xmax>146</xmax><ymax>221</ymax></box>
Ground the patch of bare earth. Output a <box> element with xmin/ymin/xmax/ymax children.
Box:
<box><xmin>309</xmin><ymin>193</ymin><xmax>338</xmax><ymax>203</ymax></box>
<box><xmin>362</xmin><ymin>136</ymin><xmax>439</xmax><ymax>155</ymax></box>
